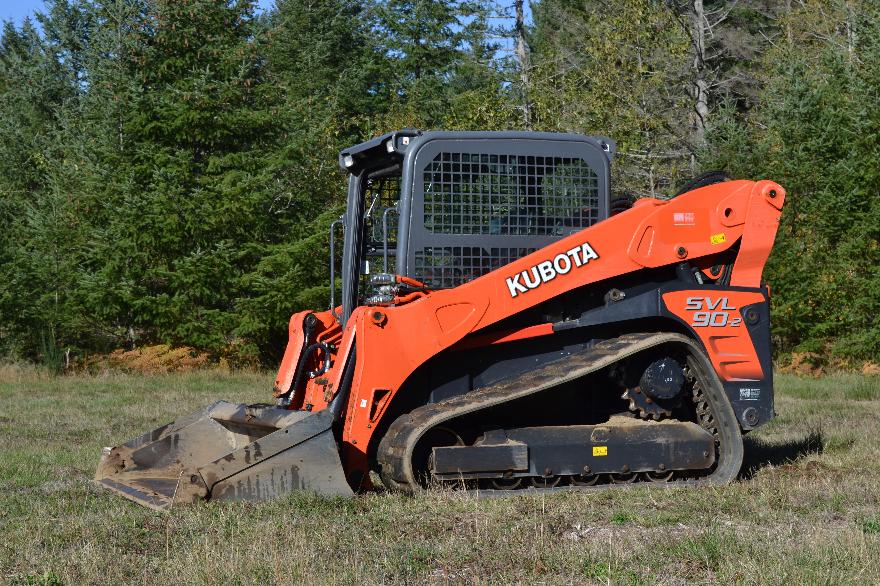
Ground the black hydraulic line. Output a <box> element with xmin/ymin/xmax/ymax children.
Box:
<box><xmin>329</xmin><ymin>345</ymin><xmax>356</xmax><ymax>422</ymax></box>
<box><xmin>307</xmin><ymin>343</ymin><xmax>332</xmax><ymax>378</ymax></box>
<box><xmin>720</xmin><ymin>257</ymin><xmax>735</xmax><ymax>287</ymax></box>
<box><xmin>288</xmin><ymin>343</ymin><xmax>331</xmax><ymax>404</ymax></box>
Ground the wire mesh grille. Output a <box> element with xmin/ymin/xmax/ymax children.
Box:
<box><xmin>423</xmin><ymin>153</ymin><xmax>599</xmax><ymax>236</ymax></box>
<box><xmin>366</xmin><ymin>175</ymin><xmax>400</xmax><ymax>211</ymax></box>
<box><xmin>416</xmin><ymin>151</ymin><xmax>599</xmax><ymax>288</ymax></box>
<box><xmin>414</xmin><ymin>246</ymin><xmax>538</xmax><ymax>289</ymax></box>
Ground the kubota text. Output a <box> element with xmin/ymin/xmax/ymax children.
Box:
<box><xmin>506</xmin><ymin>242</ymin><xmax>600</xmax><ymax>298</ymax></box>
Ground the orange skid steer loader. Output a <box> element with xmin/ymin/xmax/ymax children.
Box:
<box><xmin>95</xmin><ymin>130</ymin><xmax>785</xmax><ymax>509</ymax></box>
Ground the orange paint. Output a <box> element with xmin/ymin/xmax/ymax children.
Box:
<box><xmin>276</xmin><ymin>179</ymin><xmax>785</xmax><ymax>485</ymax></box>
<box><xmin>662</xmin><ymin>290</ymin><xmax>767</xmax><ymax>381</ymax></box>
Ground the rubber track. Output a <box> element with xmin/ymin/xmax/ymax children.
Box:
<box><xmin>377</xmin><ymin>332</ymin><xmax>744</xmax><ymax>493</ymax></box>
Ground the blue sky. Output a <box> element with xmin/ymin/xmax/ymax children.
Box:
<box><xmin>1</xmin><ymin>0</ymin><xmax>277</xmax><ymax>26</ymax></box>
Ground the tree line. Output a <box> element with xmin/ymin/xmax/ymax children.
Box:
<box><xmin>0</xmin><ymin>0</ymin><xmax>877</xmax><ymax>367</ymax></box>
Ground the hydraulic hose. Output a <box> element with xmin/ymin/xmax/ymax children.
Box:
<box><xmin>286</xmin><ymin>342</ymin><xmax>331</xmax><ymax>406</ymax></box>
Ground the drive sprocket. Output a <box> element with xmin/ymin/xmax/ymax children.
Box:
<box><xmin>687</xmin><ymin>366</ymin><xmax>718</xmax><ymax>438</ymax></box>
<box><xmin>622</xmin><ymin>386</ymin><xmax>672</xmax><ymax>420</ymax></box>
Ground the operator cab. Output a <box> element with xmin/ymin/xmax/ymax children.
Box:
<box><xmin>334</xmin><ymin>130</ymin><xmax>615</xmax><ymax>323</ymax></box>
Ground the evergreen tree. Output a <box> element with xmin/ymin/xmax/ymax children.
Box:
<box><xmin>0</xmin><ymin>19</ymin><xmax>71</xmax><ymax>198</ymax></box>
<box><xmin>235</xmin><ymin>0</ymin><xmax>385</xmax><ymax>358</ymax></box>
<box><xmin>0</xmin><ymin>13</ymin><xmax>81</xmax><ymax>358</ymax></box>
<box><xmin>375</xmin><ymin>0</ymin><xmax>497</xmax><ymax>127</ymax></box>
<box><xmin>706</xmin><ymin>0</ymin><xmax>880</xmax><ymax>360</ymax></box>
<box><xmin>86</xmin><ymin>0</ymin><xmax>280</xmax><ymax>356</ymax></box>
<box><xmin>440</xmin><ymin>2</ymin><xmax>518</xmax><ymax>130</ymax></box>
<box><xmin>529</xmin><ymin>0</ymin><xmax>692</xmax><ymax>198</ymax></box>
<box><xmin>69</xmin><ymin>0</ymin><xmax>155</xmax><ymax>351</ymax></box>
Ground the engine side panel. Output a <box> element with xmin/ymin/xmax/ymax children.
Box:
<box><xmin>661</xmin><ymin>289</ymin><xmax>774</xmax><ymax>429</ymax></box>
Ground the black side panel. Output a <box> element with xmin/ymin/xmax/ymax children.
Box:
<box><xmin>554</xmin><ymin>289</ymin><xmax>663</xmax><ymax>331</ymax></box>
<box><xmin>722</xmin><ymin>300</ymin><xmax>774</xmax><ymax>430</ymax></box>
<box><xmin>427</xmin><ymin>333</ymin><xmax>596</xmax><ymax>403</ymax></box>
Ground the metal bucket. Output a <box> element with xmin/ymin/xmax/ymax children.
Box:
<box><xmin>95</xmin><ymin>402</ymin><xmax>353</xmax><ymax>510</ymax></box>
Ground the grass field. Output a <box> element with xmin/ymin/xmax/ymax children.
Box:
<box><xmin>1</xmin><ymin>366</ymin><xmax>879</xmax><ymax>585</ymax></box>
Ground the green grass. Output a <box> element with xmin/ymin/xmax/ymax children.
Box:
<box><xmin>2</xmin><ymin>366</ymin><xmax>880</xmax><ymax>584</ymax></box>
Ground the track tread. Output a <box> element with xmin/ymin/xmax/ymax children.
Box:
<box><xmin>378</xmin><ymin>333</ymin><xmax>744</xmax><ymax>493</ymax></box>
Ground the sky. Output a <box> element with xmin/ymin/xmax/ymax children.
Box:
<box><xmin>1</xmin><ymin>0</ymin><xmax>277</xmax><ymax>26</ymax></box>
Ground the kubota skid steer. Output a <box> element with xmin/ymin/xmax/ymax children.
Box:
<box><xmin>96</xmin><ymin>130</ymin><xmax>785</xmax><ymax>509</ymax></box>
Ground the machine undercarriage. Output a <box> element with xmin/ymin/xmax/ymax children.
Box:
<box><xmin>378</xmin><ymin>333</ymin><xmax>742</xmax><ymax>494</ymax></box>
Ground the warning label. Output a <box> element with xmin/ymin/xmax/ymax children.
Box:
<box><xmin>739</xmin><ymin>388</ymin><xmax>761</xmax><ymax>401</ymax></box>
<box><xmin>673</xmin><ymin>212</ymin><xmax>696</xmax><ymax>225</ymax></box>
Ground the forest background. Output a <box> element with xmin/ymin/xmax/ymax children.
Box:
<box><xmin>1</xmin><ymin>0</ymin><xmax>877</xmax><ymax>369</ymax></box>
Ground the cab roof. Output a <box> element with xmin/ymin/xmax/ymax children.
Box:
<box><xmin>338</xmin><ymin>130</ymin><xmax>615</xmax><ymax>175</ymax></box>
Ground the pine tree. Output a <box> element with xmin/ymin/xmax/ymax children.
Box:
<box><xmin>234</xmin><ymin>0</ymin><xmax>385</xmax><ymax>358</ymax></box>
<box><xmin>0</xmin><ymin>12</ymin><xmax>82</xmax><ymax>358</ymax></box>
<box><xmin>706</xmin><ymin>0</ymin><xmax>880</xmax><ymax>360</ymax></box>
<box><xmin>86</xmin><ymin>0</ymin><xmax>280</xmax><ymax>355</ymax></box>
<box><xmin>0</xmin><ymin>19</ymin><xmax>72</xmax><ymax>197</ymax></box>
<box><xmin>68</xmin><ymin>0</ymin><xmax>154</xmax><ymax>351</ymax></box>
<box><xmin>440</xmin><ymin>1</ymin><xmax>518</xmax><ymax>130</ymax></box>
<box><xmin>375</xmin><ymin>0</ymin><xmax>483</xmax><ymax>126</ymax></box>
<box><xmin>529</xmin><ymin>0</ymin><xmax>692</xmax><ymax>198</ymax></box>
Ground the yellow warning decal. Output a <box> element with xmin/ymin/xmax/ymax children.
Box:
<box><xmin>592</xmin><ymin>446</ymin><xmax>608</xmax><ymax>457</ymax></box>
<box><xmin>710</xmin><ymin>232</ymin><xmax>727</xmax><ymax>245</ymax></box>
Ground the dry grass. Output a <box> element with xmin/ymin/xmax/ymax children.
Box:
<box><xmin>1</xmin><ymin>369</ymin><xmax>879</xmax><ymax>585</ymax></box>
<box><xmin>83</xmin><ymin>345</ymin><xmax>213</xmax><ymax>374</ymax></box>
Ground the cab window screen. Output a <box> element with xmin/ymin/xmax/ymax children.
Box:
<box><xmin>413</xmin><ymin>246</ymin><xmax>537</xmax><ymax>290</ymax></box>
<box><xmin>365</xmin><ymin>175</ymin><xmax>400</xmax><ymax>253</ymax></box>
<box><xmin>422</xmin><ymin>153</ymin><xmax>599</xmax><ymax>236</ymax></box>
